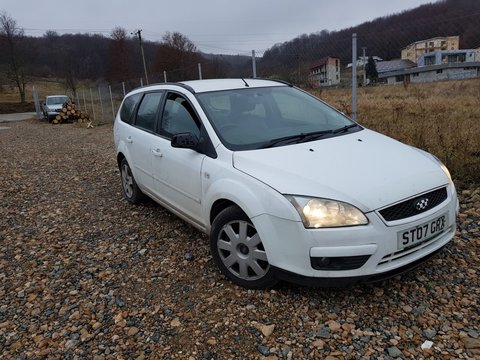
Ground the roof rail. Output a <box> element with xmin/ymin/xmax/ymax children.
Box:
<box><xmin>255</xmin><ymin>77</ymin><xmax>294</xmax><ymax>87</ymax></box>
<box><xmin>136</xmin><ymin>82</ymin><xmax>196</xmax><ymax>94</ymax></box>
<box><xmin>175</xmin><ymin>82</ymin><xmax>195</xmax><ymax>94</ymax></box>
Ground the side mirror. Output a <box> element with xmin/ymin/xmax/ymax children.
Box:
<box><xmin>171</xmin><ymin>133</ymin><xmax>199</xmax><ymax>150</ymax></box>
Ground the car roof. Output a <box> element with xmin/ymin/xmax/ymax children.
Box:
<box><xmin>180</xmin><ymin>78</ymin><xmax>288</xmax><ymax>93</ymax></box>
<box><xmin>128</xmin><ymin>78</ymin><xmax>290</xmax><ymax>96</ymax></box>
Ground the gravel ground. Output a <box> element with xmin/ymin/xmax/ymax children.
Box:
<box><xmin>1</xmin><ymin>120</ymin><xmax>479</xmax><ymax>360</ymax></box>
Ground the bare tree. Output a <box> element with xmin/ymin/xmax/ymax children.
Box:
<box><xmin>107</xmin><ymin>26</ymin><xmax>133</xmax><ymax>82</ymax></box>
<box><xmin>156</xmin><ymin>32</ymin><xmax>201</xmax><ymax>81</ymax></box>
<box><xmin>0</xmin><ymin>11</ymin><xmax>28</xmax><ymax>103</ymax></box>
<box><xmin>162</xmin><ymin>31</ymin><xmax>197</xmax><ymax>53</ymax></box>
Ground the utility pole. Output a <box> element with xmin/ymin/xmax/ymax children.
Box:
<box><xmin>362</xmin><ymin>47</ymin><xmax>367</xmax><ymax>86</ymax></box>
<box><xmin>132</xmin><ymin>29</ymin><xmax>149</xmax><ymax>85</ymax></box>
<box><xmin>352</xmin><ymin>33</ymin><xmax>357</xmax><ymax>122</ymax></box>
<box><xmin>252</xmin><ymin>50</ymin><xmax>257</xmax><ymax>78</ymax></box>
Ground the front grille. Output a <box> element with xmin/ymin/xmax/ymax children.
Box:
<box><xmin>379</xmin><ymin>187</ymin><xmax>448</xmax><ymax>222</ymax></box>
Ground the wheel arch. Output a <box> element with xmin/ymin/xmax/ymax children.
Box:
<box><xmin>210</xmin><ymin>199</ymin><xmax>240</xmax><ymax>226</ymax></box>
<box><xmin>205</xmin><ymin>176</ymin><xmax>297</xmax><ymax>234</ymax></box>
<box><xmin>117</xmin><ymin>152</ymin><xmax>126</xmax><ymax>168</ymax></box>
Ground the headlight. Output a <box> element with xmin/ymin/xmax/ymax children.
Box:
<box><xmin>286</xmin><ymin>196</ymin><xmax>368</xmax><ymax>228</ymax></box>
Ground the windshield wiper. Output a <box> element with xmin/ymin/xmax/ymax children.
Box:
<box><xmin>260</xmin><ymin>130</ymin><xmax>333</xmax><ymax>149</ymax></box>
<box><xmin>333</xmin><ymin>123</ymin><xmax>360</xmax><ymax>134</ymax></box>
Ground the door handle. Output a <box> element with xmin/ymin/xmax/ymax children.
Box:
<box><xmin>126</xmin><ymin>136</ymin><xmax>133</xmax><ymax>144</ymax></box>
<box><xmin>152</xmin><ymin>148</ymin><xmax>163</xmax><ymax>157</ymax></box>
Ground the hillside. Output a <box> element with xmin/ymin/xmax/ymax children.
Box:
<box><xmin>1</xmin><ymin>0</ymin><xmax>479</xmax><ymax>89</ymax></box>
<box><xmin>259</xmin><ymin>0</ymin><xmax>480</xmax><ymax>79</ymax></box>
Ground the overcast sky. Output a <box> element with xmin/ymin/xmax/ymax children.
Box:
<box><xmin>1</xmin><ymin>0</ymin><xmax>435</xmax><ymax>55</ymax></box>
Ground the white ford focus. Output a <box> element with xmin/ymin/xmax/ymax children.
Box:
<box><xmin>113</xmin><ymin>78</ymin><xmax>458</xmax><ymax>288</ymax></box>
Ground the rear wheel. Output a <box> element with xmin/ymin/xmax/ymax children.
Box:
<box><xmin>210</xmin><ymin>206</ymin><xmax>277</xmax><ymax>289</ymax></box>
<box><xmin>120</xmin><ymin>158</ymin><xmax>145</xmax><ymax>204</ymax></box>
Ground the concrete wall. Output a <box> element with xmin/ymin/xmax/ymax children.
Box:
<box><xmin>386</xmin><ymin>67</ymin><xmax>479</xmax><ymax>85</ymax></box>
<box><xmin>411</xmin><ymin>67</ymin><xmax>479</xmax><ymax>83</ymax></box>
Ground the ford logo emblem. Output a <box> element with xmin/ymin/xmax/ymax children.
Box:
<box><xmin>415</xmin><ymin>198</ymin><xmax>429</xmax><ymax>211</ymax></box>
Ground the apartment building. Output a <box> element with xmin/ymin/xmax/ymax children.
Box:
<box><xmin>309</xmin><ymin>57</ymin><xmax>340</xmax><ymax>87</ymax></box>
<box><xmin>401</xmin><ymin>36</ymin><xmax>460</xmax><ymax>63</ymax></box>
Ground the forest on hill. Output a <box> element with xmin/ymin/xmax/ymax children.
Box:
<box><xmin>1</xmin><ymin>0</ymin><xmax>479</xmax><ymax>100</ymax></box>
<box><xmin>259</xmin><ymin>0</ymin><xmax>480</xmax><ymax>80</ymax></box>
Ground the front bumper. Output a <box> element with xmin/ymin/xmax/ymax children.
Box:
<box><xmin>273</xmin><ymin>244</ymin><xmax>448</xmax><ymax>287</ymax></box>
<box><xmin>44</xmin><ymin>108</ymin><xmax>63</xmax><ymax>118</ymax></box>
<box><xmin>253</xmin><ymin>184</ymin><xmax>458</xmax><ymax>283</ymax></box>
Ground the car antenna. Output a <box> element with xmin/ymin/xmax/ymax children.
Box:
<box><xmin>241</xmin><ymin>78</ymin><xmax>250</xmax><ymax>87</ymax></box>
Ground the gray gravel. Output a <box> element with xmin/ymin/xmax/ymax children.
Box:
<box><xmin>1</xmin><ymin>120</ymin><xmax>479</xmax><ymax>359</ymax></box>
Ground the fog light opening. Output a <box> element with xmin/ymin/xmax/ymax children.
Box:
<box><xmin>318</xmin><ymin>257</ymin><xmax>330</xmax><ymax>267</ymax></box>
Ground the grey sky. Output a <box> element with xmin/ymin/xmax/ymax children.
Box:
<box><xmin>1</xmin><ymin>0</ymin><xmax>435</xmax><ymax>54</ymax></box>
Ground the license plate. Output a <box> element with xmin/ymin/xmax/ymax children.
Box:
<box><xmin>397</xmin><ymin>214</ymin><xmax>447</xmax><ymax>249</ymax></box>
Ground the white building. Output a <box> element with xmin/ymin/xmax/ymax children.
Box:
<box><xmin>309</xmin><ymin>57</ymin><xmax>340</xmax><ymax>87</ymax></box>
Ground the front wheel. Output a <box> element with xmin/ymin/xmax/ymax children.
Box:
<box><xmin>210</xmin><ymin>206</ymin><xmax>277</xmax><ymax>289</ymax></box>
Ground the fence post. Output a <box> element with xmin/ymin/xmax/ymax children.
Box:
<box><xmin>252</xmin><ymin>50</ymin><xmax>257</xmax><ymax>78</ymax></box>
<box><xmin>109</xmin><ymin>85</ymin><xmax>115</xmax><ymax>119</ymax></box>
<box><xmin>122</xmin><ymin>82</ymin><xmax>126</xmax><ymax>97</ymax></box>
<box><xmin>352</xmin><ymin>33</ymin><xmax>357</xmax><ymax>121</ymax></box>
<box><xmin>198</xmin><ymin>63</ymin><xmax>202</xmax><ymax>80</ymax></box>
<box><xmin>164</xmin><ymin>71</ymin><xmax>167</xmax><ymax>83</ymax></box>
<box><xmin>32</xmin><ymin>86</ymin><xmax>42</xmax><ymax>119</ymax></box>
<box><xmin>82</xmin><ymin>89</ymin><xmax>87</xmax><ymax>111</ymax></box>
<box><xmin>362</xmin><ymin>47</ymin><xmax>367</xmax><ymax>86</ymax></box>
<box><xmin>89</xmin><ymin>88</ymin><xmax>96</xmax><ymax>121</ymax></box>
<box><xmin>98</xmin><ymin>86</ymin><xmax>104</xmax><ymax>122</ymax></box>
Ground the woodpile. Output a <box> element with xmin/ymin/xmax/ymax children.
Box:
<box><xmin>52</xmin><ymin>101</ymin><xmax>92</xmax><ymax>126</ymax></box>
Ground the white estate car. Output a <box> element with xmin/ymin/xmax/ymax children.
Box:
<box><xmin>42</xmin><ymin>95</ymin><xmax>69</xmax><ymax>122</ymax></box>
<box><xmin>113</xmin><ymin>78</ymin><xmax>458</xmax><ymax>289</ymax></box>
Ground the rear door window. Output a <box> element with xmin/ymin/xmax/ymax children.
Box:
<box><xmin>134</xmin><ymin>92</ymin><xmax>163</xmax><ymax>132</ymax></box>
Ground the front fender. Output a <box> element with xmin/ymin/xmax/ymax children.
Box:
<box><xmin>203</xmin><ymin>172</ymin><xmax>303</xmax><ymax>267</ymax></box>
<box><xmin>203</xmin><ymin>169</ymin><xmax>300</xmax><ymax>233</ymax></box>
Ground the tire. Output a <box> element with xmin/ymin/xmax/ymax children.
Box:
<box><xmin>210</xmin><ymin>206</ymin><xmax>277</xmax><ymax>289</ymax></box>
<box><xmin>120</xmin><ymin>158</ymin><xmax>145</xmax><ymax>204</ymax></box>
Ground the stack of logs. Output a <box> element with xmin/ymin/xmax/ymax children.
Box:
<box><xmin>52</xmin><ymin>101</ymin><xmax>91</xmax><ymax>126</ymax></box>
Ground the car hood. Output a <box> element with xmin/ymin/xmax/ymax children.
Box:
<box><xmin>232</xmin><ymin>129</ymin><xmax>449</xmax><ymax>212</ymax></box>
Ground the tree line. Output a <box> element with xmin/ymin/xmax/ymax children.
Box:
<box><xmin>260</xmin><ymin>0</ymin><xmax>480</xmax><ymax>82</ymax></box>
<box><xmin>2</xmin><ymin>0</ymin><xmax>479</xmax><ymax>102</ymax></box>
<box><xmin>0</xmin><ymin>13</ymin><xmax>252</xmax><ymax>103</ymax></box>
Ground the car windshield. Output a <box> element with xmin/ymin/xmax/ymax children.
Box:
<box><xmin>47</xmin><ymin>96</ymin><xmax>68</xmax><ymax>105</ymax></box>
<box><xmin>196</xmin><ymin>86</ymin><xmax>360</xmax><ymax>150</ymax></box>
